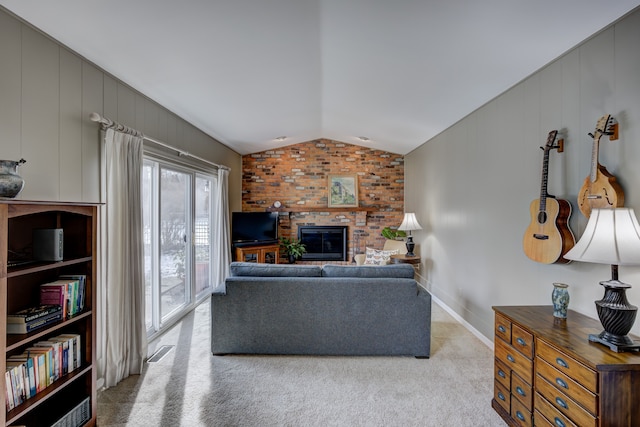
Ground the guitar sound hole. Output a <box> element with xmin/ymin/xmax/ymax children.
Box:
<box><xmin>537</xmin><ymin>211</ymin><xmax>547</xmax><ymax>224</ymax></box>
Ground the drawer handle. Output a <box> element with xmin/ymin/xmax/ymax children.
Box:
<box><xmin>554</xmin><ymin>417</ymin><xmax>566</xmax><ymax>427</ymax></box>
<box><xmin>516</xmin><ymin>411</ymin><xmax>525</xmax><ymax>421</ymax></box>
<box><xmin>516</xmin><ymin>386</ymin><xmax>526</xmax><ymax>396</ymax></box>
<box><xmin>556</xmin><ymin>396</ymin><xmax>568</xmax><ymax>409</ymax></box>
<box><xmin>555</xmin><ymin>377</ymin><xmax>568</xmax><ymax>389</ymax></box>
<box><xmin>498</xmin><ymin>325</ymin><xmax>506</xmax><ymax>333</ymax></box>
<box><xmin>497</xmin><ymin>391</ymin><xmax>506</xmax><ymax>401</ymax></box>
<box><xmin>516</xmin><ymin>337</ymin><xmax>526</xmax><ymax>346</ymax></box>
<box><xmin>507</xmin><ymin>354</ymin><xmax>515</xmax><ymax>363</ymax></box>
<box><xmin>556</xmin><ymin>357</ymin><xmax>569</xmax><ymax>368</ymax></box>
<box><xmin>498</xmin><ymin>369</ymin><xmax>506</xmax><ymax>379</ymax></box>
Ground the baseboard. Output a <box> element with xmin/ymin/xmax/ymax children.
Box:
<box><xmin>431</xmin><ymin>294</ymin><xmax>494</xmax><ymax>350</ymax></box>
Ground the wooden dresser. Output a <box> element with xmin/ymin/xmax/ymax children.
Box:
<box><xmin>492</xmin><ymin>306</ymin><xmax>640</xmax><ymax>427</ymax></box>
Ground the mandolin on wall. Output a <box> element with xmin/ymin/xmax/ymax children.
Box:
<box><xmin>577</xmin><ymin>114</ymin><xmax>625</xmax><ymax>218</ymax></box>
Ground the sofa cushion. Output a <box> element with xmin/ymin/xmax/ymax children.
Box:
<box><xmin>229</xmin><ymin>262</ymin><xmax>323</xmax><ymax>277</ymax></box>
<box><xmin>321</xmin><ymin>263</ymin><xmax>414</xmax><ymax>278</ymax></box>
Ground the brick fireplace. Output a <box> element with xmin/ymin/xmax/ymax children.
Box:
<box><xmin>241</xmin><ymin>138</ymin><xmax>404</xmax><ymax>263</ymax></box>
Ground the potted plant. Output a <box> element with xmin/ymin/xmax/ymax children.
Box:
<box><xmin>279</xmin><ymin>237</ymin><xmax>307</xmax><ymax>263</ymax></box>
<box><xmin>381</xmin><ymin>227</ymin><xmax>406</xmax><ymax>240</ymax></box>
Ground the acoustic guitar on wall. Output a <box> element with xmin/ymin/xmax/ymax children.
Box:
<box><xmin>523</xmin><ymin>130</ymin><xmax>576</xmax><ymax>264</ymax></box>
<box><xmin>578</xmin><ymin>114</ymin><xmax>624</xmax><ymax>218</ymax></box>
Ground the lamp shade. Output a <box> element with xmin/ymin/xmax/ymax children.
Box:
<box><xmin>564</xmin><ymin>208</ymin><xmax>640</xmax><ymax>265</ymax></box>
<box><xmin>398</xmin><ymin>213</ymin><xmax>422</xmax><ymax>232</ymax></box>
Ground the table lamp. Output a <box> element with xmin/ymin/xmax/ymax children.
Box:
<box><xmin>564</xmin><ymin>208</ymin><xmax>640</xmax><ymax>352</ymax></box>
<box><xmin>398</xmin><ymin>213</ymin><xmax>422</xmax><ymax>257</ymax></box>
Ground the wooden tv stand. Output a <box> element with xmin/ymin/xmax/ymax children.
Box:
<box><xmin>234</xmin><ymin>243</ymin><xmax>280</xmax><ymax>264</ymax></box>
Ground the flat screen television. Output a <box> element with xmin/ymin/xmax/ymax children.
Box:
<box><xmin>231</xmin><ymin>212</ymin><xmax>279</xmax><ymax>245</ymax></box>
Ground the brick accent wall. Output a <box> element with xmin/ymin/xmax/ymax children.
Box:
<box><xmin>241</xmin><ymin>138</ymin><xmax>405</xmax><ymax>263</ymax></box>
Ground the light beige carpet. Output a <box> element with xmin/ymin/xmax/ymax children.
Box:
<box><xmin>97</xmin><ymin>300</ymin><xmax>505</xmax><ymax>426</ymax></box>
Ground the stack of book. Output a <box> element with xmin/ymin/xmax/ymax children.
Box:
<box><xmin>6</xmin><ymin>305</ymin><xmax>62</xmax><ymax>335</ymax></box>
<box><xmin>39</xmin><ymin>275</ymin><xmax>86</xmax><ymax>320</ymax></box>
<box><xmin>5</xmin><ymin>334</ymin><xmax>81</xmax><ymax>411</ymax></box>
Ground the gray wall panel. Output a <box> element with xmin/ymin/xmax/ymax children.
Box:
<box><xmin>81</xmin><ymin>62</ymin><xmax>103</xmax><ymax>202</ymax></box>
<box><xmin>59</xmin><ymin>48</ymin><xmax>83</xmax><ymax>201</ymax></box>
<box><xmin>0</xmin><ymin>12</ymin><xmax>22</xmax><ymax>161</ymax></box>
<box><xmin>143</xmin><ymin>97</ymin><xmax>159</xmax><ymax>138</ymax></box>
<box><xmin>615</xmin><ymin>11</ymin><xmax>640</xmax><ymax>208</ymax></box>
<box><xmin>21</xmin><ymin>26</ymin><xmax>60</xmax><ymax>200</ymax></box>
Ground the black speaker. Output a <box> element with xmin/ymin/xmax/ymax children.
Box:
<box><xmin>33</xmin><ymin>228</ymin><xmax>64</xmax><ymax>261</ymax></box>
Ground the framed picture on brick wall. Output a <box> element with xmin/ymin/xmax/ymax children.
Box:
<box><xmin>328</xmin><ymin>175</ymin><xmax>358</xmax><ymax>208</ymax></box>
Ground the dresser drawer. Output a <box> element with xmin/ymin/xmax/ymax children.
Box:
<box><xmin>510</xmin><ymin>396</ymin><xmax>532</xmax><ymax>427</ymax></box>
<box><xmin>536</xmin><ymin>375</ymin><xmax>597</xmax><ymax>427</ymax></box>
<box><xmin>495</xmin><ymin>358</ymin><xmax>511</xmax><ymax>390</ymax></box>
<box><xmin>536</xmin><ymin>338</ymin><xmax>597</xmax><ymax>393</ymax></box>
<box><xmin>534</xmin><ymin>401</ymin><xmax>579</xmax><ymax>427</ymax></box>
<box><xmin>536</xmin><ymin>357</ymin><xmax>597</xmax><ymax>415</ymax></box>
<box><xmin>495</xmin><ymin>312</ymin><xmax>511</xmax><ymax>343</ymax></box>
<box><xmin>494</xmin><ymin>381</ymin><xmax>510</xmax><ymax>414</ymax></box>
<box><xmin>512</xmin><ymin>371</ymin><xmax>533</xmax><ymax>410</ymax></box>
<box><xmin>495</xmin><ymin>336</ymin><xmax>533</xmax><ymax>384</ymax></box>
<box><xmin>512</xmin><ymin>323</ymin><xmax>534</xmax><ymax>359</ymax></box>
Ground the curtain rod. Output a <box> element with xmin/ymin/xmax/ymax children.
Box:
<box><xmin>89</xmin><ymin>112</ymin><xmax>230</xmax><ymax>171</ymax></box>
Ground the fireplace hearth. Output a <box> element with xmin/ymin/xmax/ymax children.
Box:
<box><xmin>298</xmin><ymin>226</ymin><xmax>348</xmax><ymax>261</ymax></box>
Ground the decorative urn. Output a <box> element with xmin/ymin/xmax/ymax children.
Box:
<box><xmin>0</xmin><ymin>158</ymin><xmax>26</xmax><ymax>198</ymax></box>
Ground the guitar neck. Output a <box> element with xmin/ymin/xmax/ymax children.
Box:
<box><xmin>539</xmin><ymin>149</ymin><xmax>550</xmax><ymax>211</ymax></box>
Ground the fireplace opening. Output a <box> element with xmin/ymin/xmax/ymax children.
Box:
<box><xmin>298</xmin><ymin>226</ymin><xmax>348</xmax><ymax>261</ymax></box>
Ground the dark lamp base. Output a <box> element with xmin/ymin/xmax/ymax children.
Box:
<box><xmin>591</xmin><ymin>279</ymin><xmax>640</xmax><ymax>353</ymax></box>
<box><xmin>405</xmin><ymin>237</ymin><xmax>415</xmax><ymax>257</ymax></box>
<box><xmin>588</xmin><ymin>332</ymin><xmax>640</xmax><ymax>352</ymax></box>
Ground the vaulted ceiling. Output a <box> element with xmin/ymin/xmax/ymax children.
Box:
<box><xmin>1</xmin><ymin>1</ymin><xmax>638</xmax><ymax>155</ymax></box>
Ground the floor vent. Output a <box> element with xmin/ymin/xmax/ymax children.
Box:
<box><xmin>147</xmin><ymin>345</ymin><xmax>174</xmax><ymax>363</ymax></box>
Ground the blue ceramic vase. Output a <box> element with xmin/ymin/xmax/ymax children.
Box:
<box><xmin>552</xmin><ymin>283</ymin><xmax>570</xmax><ymax>318</ymax></box>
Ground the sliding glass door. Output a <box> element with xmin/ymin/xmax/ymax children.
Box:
<box><xmin>159</xmin><ymin>167</ymin><xmax>191</xmax><ymax>319</ymax></box>
<box><xmin>143</xmin><ymin>158</ymin><xmax>217</xmax><ymax>338</ymax></box>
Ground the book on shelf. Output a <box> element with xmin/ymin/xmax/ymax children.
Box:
<box><xmin>33</xmin><ymin>341</ymin><xmax>62</xmax><ymax>382</ymax></box>
<box><xmin>9</xmin><ymin>351</ymin><xmax>45</xmax><ymax>394</ymax></box>
<box><xmin>7</xmin><ymin>304</ymin><xmax>62</xmax><ymax>324</ymax></box>
<box><xmin>48</xmin><ymin>336</ymin><xmax>71</xmax><ymax>375</ymax></box>
<box><xmin>6</xmin><ymin>310</ymin><xmax>63</xmax><ymax>334</ymax></box>
<box><xmin>5</xmin><ymin>359</ymin><xmax>31</xmax><ymax>408</ymax></box>
<box><xmin>58</xmin><ymin>274</ymin><xmax>86</xmax><ymax>312</ymax></box>
<box><xmin>39</xmin><ymin>280</ymin><xmax>69</xmax><ymax>318</ymax></box>
<box><xmin>4</xmin><ymin>370</ymin><xmax>15</xmax><ymax>412</ymax></box>
<box><xmin>56</xmin><ymin>334</ymin><xmax>81</xmax><ymax>372</ymax></box>
<box><xmin>24</xmin><ymin>347</ymin><xmax>53</xmax><ymax>388</ymax></box>
<box><xmin>40</xmin><ymin>277</ymin><xmax>84</xmax><ymax>319</ymax></box>
<box><xmin>6</xmin><ymin>355</ymin><xmax>37</xmax><ymax>399</ymax></box>
<box><xmin>5</xmin><ymin>359</ymin><xmax>36</xmax><ymax>410</ymax></box>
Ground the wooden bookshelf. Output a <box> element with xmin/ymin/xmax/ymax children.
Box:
<box><xmin>1</xmin><ymin>201</ymin><xmax>97</xmax><ymax>427</ymax></box>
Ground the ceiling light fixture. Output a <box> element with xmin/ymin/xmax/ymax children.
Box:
<box><xmin>357</xmin><ymin>136</ymin><xmax>370</xmax><ymax>142</ymax></box>
<box><xmin>274</xmin><ymin>136</ymin><xmax>287</xmax><ymax>141</ymax></box>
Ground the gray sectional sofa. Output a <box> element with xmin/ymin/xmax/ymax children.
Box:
<box><xmin>211</xmin><ymin>262</ymin><xmax>431</xmax><ymax>357</ymax></box>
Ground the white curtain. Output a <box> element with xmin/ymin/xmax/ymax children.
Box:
<box><xmin>213</xmin><ymin>168</ymin><xmax>231</xmax><ymax>293</ymax></box>
<box><xmin>102</xmin><ymin>128</ymin><xmax>147</xmax><ymax>388</ymax></box>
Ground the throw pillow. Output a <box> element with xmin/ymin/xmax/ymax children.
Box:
<box><xmin>363</xmin><ymin>247</ymin><xmax>399</xmax><ymax>265</ymax></box>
